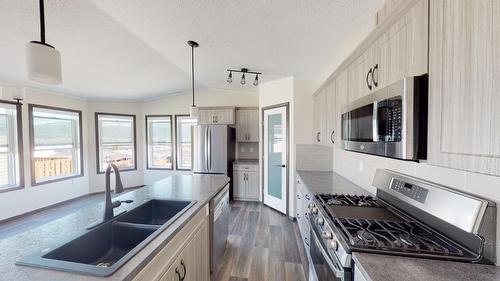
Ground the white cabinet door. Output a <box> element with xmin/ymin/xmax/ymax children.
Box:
<box><xmin>178</xmin><ymin>221</ymin><xmax>210</xmax><ymax>281</ymax></box>
<box><xmin>198</xmin><ymin>108</ymin><xmax>235</xmax><ymax>125</ymax></box>
<box><xmin>233</xmin><ymin>171</ymin><xmax>246</xmax><ymax>199</ymax></box>
<box><xmin>235</xmin><ymin>110</ymin><xmax>248</xmax><ymax>142</ymax></box>
<box><xmin>428</xmin><ymin>0</ymin><xmax>500</xmax><ymax>176</ymax></box>
<box><xmin>198</xmin><ymin>110</ymin><xmax>214</xmax><ymax>124</ymax></box>
<box><xmin>236</xmin><ymin>109</ymin><xmax>259</xmax><ymax>142</ymax></box>
<box><xmin>376</xmin><ymin>0</ymin><xmax>428</xmax><ymax>87</ymax></box>
<box><xmin>247</xmin><ymin>110</ymin><xmax>259</xmax><ymax>142</ymax></box>
<box><xmin>325</xmin><ymin>81</ymin><xmax>336</xmax><ymax>147</ymax></box>
<box><xmin>354</xmin><ymin>265</ymin><xmax>368</xmax><ymax>281</ymax></box>
<box><xmin>313</xmin><ymin>89</ymin><xmax>327</xmax><ymax>144</ymax></box>
<box><xmin>246</xmin><ymin>171</ymin><xmax>259</xmax><ymax>200</ymax></box>
<box><xmin>335</xmin><ymin>70</ymin><xmax>349</xmax><ymax>149</ymax></box>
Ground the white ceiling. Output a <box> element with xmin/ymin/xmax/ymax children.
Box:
<box><xmin>0</xmin><ymin>0</ymin><xmax>383</xmax><ymax>100</ymax></box>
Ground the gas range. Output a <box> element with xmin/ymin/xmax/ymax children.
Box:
<box><xmin>307</xmin><ymin>170</ymin><xmax>496</xmax><ymax>281</ymax></box>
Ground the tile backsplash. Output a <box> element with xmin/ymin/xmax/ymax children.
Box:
<box><xmin>333</xmin><ymin>148</ymin><xmax>500</xmax><ymax>265</ymax></box>
<box><xmin>296</xmin><ymin>144</ymin><xmax>333</xmax><ymax>171</ymax></box>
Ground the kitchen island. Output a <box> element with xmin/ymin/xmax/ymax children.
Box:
<box><xmin>0</xmin><ymin>174</ymin><xmax>229</xmax><ymax>281</ymax></box>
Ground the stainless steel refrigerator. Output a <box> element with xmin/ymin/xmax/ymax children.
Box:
<box><xmin>192</xmin><ymin>124</ymin><xmax>235</xmax><ymax>175</ymax></box>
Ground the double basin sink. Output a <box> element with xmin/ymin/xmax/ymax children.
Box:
<box><xmin>17</xmin><ymin>199</ymin><xmax>196</xmax><ymax>277</ymax></box>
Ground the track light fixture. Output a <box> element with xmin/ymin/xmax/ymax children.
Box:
<box><xmin>226</xmin><ymin>68</ymin><xmax>261</xmax><ymax>87</ymax></box>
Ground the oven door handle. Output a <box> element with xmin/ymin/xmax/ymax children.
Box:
<box><xmin>310</xmin><ymin>226</ymin><xmax>345</xmax><ymax>280</ymax></box>
<box><xmin>372</xmin><ymin>101</ymin><xmax>379</xmax><ymax>142</ymax></box>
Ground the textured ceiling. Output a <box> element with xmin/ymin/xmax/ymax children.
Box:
<box><xmin>0</xmin><ymin>0</ymin><xmax>383</xmax><ymax>100</ymax></box>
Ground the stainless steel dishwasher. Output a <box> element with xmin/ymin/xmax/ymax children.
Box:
<box><xmin>210</xmin><ymin>184</ymin><xmax>230</xmax><ymax>274</ymax></box>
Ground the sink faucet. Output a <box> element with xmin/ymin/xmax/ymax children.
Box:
<box><xmin>103</xmin><ymin>164</ymin><xmax>132</xmax><ymax>221</ymax></box>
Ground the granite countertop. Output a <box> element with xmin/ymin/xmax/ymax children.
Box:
<box><xmin>296</xmin><ymin>170</ymin><xmax>371</xmax><ymax>195</ymax></box>
<box><xmin>0</xmin><ymin>174</ymin><xmax>230</xmax><ymax>281</ymax></box>
<box><xmin>353</xmin><ymin>252</ymin><xmax>500</xmax><ymax>281</ymax></box>
<box><xmin>296</xmin><ymin>170</ymin><xmax>500</xmax><ymax>281</ymax></box>
<box><xmin>233</xmin><ymin>159</ymin><xmax>259</xmax><ymax>165</ymax></box>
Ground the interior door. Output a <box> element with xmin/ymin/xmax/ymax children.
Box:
<box><xmin>263</xmin><ymin>104</ymin><xmax>288</xmax><ymax>214</ymax></box>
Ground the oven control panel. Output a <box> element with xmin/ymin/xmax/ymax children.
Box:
<box><xmin>390</xmin><ymin>178</ymin><xmax>428</xmax><ymax>204</ymax></box>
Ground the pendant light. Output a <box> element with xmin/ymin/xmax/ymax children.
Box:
<box><xmin>187</xmin><ymin>40</ymin><xmax>199</xmax><ymax>119</ymax></box>
<box><xmin>26</xmin><ymin>0</ymin><xmax>62</xmax><ymax>84</ymax></box>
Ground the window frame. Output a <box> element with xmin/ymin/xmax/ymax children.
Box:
<box><xmin>95</xmin><ymin>112</ymin><xmax>137</xmax><ymax>174</ymax></box>
<box><xmin>0</xmin><ymin>100</ymin><xmax>24</xmax><ymax>193</ymax></box>
<box><xmin>175</xmin><ymin>114</ymin><xmax>196</xmax><ymax>171</ymax></box>
<box><xmin>145</xmin><ymin>115</ymin><xmax>173</xmax><ymax>170</ymax></box>
<box><xmin>29</xmin><ymin>104</ymin><xmax>83</xmax><ymax>186</ymax></box>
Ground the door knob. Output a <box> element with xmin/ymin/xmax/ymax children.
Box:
<box><xmin>276</xmin><ymin>164</ymin><xmax>286</xmax><ymax>168</ymax></box>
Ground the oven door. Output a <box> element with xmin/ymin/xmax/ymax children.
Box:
<box><xmin>309</xmin><ymin>227</ymin><xmax>348</xmax><ymax>281</ymax></box>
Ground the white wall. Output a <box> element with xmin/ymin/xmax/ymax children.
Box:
<box><xmin>86</xmin><ymin>101</ymin><xmax>145</xmax><ymax>193</ymax></box>
<box><xmin>0</xmin><ymin>84</ymin><xmax>90</xmax><ymax>221</ymax></box>
<box><xmin>142</xmin><ymin>88</ymin><xmax>258</xmax><ymax>184</ymax></box>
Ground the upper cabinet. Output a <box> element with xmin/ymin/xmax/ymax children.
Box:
<box><xmin>428</xmin><ymin>0</ymin><xmax>500</xmax><ymax>176</ymax></box>
<box><xmin>347</xmin><ymin>0</ymin><xmax>428</xmax><ymax>103</ymax></box>
<box><xmin>313</xmin><ymin>81</ymin><xmax>336</xmax><ymax>147</ymax></box>
<box><xmin>198</xmin><ymin>107</ymin><xmax>235</xmax><ymax>125</ymax></box>
<box><xmin>236</xmin><ymin>108</ymin><xmax>259</xmax><ymax>142</ymax></box>
<box><xmin>335</xmin><ymin>70</ymin><xmax>349</xmax><ymax>148</ymax></box>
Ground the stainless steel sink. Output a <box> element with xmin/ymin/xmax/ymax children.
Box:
<box><xmin>16</xmin><ymin>199</ymin><xmax>196</xmax><ymax>277</ymax></box>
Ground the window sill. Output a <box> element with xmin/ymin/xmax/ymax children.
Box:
<box><xmin>0</xmin><ymin>185</ymin><xmax>24</xmax><ymax>193</ymax></box>
<box><xmin>31</xmin><ymin>174</ymin><xmax>84</xmax><ymax>187</ymax></box>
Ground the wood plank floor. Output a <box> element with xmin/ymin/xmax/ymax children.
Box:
<box><xmin>213</xmin><ymin>201</ymin><xmax>309</xmax><ymax>281</ymax></box>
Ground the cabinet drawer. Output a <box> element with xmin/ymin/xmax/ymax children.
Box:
<box><xmin>233</xmin><ymin>163</ymin><xmax>258</xmax><ymax>172</ymax></box>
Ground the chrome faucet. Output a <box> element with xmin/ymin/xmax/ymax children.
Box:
<box><xmin>103</xmin><ymin>163</ymin><xmax>132</xmax><ymax>221</ymax></box>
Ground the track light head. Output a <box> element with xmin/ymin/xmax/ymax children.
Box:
<box><xmin>253</xmin><ymin>74</ymin><xmax>259</xmax><ymax>86</ymax></box>
<box><xmin>240</xmin><ymin>73</ymin><xmax>246</xmax><ymax>85</ymax></box>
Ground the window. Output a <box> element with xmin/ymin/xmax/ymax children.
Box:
<box><xmin>175</xmin><ymin>115</ymin><xmax>197</xmax><ymax>170</ymax></box>
<box><xmin>30</xmin><ymin>105</ymin><xmax>82</xmax><ymax>185</ymax></box>
<box><xmin>146</xmin><ymin>115</ymin><xmax>173</xmax><ymax>170</ymax></box>
<box><xmin>0</xmin><ymin>101</ymin><xmax>22</xmax><ymax>190</ymax></box>
<box><xmin>96</xmin><ymin>113</ymin><xmax>136</xmax><ymax>173</ymax></box>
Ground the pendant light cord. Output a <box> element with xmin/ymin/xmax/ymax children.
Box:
<box><xmin>39</xmin><ymin>0</ymin><xmax>46</xmax><ymax>43</ymax></box>
<box><xmin>191</xmin><ymin>44</ymin><xmax>195</xmax><ymax>107</ymax></box>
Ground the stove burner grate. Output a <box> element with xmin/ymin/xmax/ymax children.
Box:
<box><xmin>318</xmin><ymin>194</ymin><xmax>383</xmax><ymax>207</ymax></box>
<box><xmin>336</xmin><ymin>218</ymin><xmax>465</xmax><ymax>257</ymax></box>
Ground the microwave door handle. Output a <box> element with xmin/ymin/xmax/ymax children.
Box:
<box><xmin>372</xmin><ymin>101</ymin><xmax>379</xmax><ymax>142</ymax></box>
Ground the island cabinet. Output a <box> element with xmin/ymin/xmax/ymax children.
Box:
<box><xmin>235</xmin><ymin>108</ymin><xmax>259</xmax><ymax>142</ymax></box>
<box><xmin>132</xmin><ymin>204</ymin><xmax>210</xmax><ymax>281</ymax></box>
<box><xmin>198</xmin><ymin>107</ymin><xmax>235</xmax><ymax>125</ymax></box>
<box><xmin>427</xmin><ymin>0</ymin><xmax>500</xmax><ymax>176</ymax></box>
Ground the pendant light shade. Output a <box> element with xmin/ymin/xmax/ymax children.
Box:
<box><xmin>27</xmin><ymin>0</ymin><xmax>62</xmax><ymax>84</ymax></box>
<box><xmin>187</xmin><ymin>40</ymin><xmax>199</xmax><ymax>119</ymax></box>
<box><xmin>26</xmin><ymin>42</ymin><xmax>62</xmax><ymax>84</ymax></box>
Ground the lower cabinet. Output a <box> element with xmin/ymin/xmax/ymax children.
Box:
<box><xmin>132</xmin><ymin>205</ymin><xmax>210</xmax><ymax>281</ymax></box>
<box><xmin>354</xmin><ymin>264</ymin><xmax>368</xmax><ymax>281</ymax></box>
<box><xmin>233</xmin><ymin>163</ymin><xmax>259</xmax><ymax>201</ymax></box>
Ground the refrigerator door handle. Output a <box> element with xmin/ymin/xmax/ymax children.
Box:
<box><xmin>205</xmin><ymin>127</ymin><xmax>209</xmax><ymax>171</ymax></box>
<box><xmin>208</xmin><ymin>126</ymin><xmax>212</xmax><ymax>171</ymax></box>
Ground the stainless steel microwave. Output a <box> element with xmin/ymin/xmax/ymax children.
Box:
<box><xmin>341</xmin><ymin>75</ymin><xmax>428</xmax><ymax>160</ymax></box>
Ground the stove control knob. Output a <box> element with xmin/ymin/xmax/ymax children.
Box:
<box><xmin>329</xmin><ymin>240</ymin><xmax>339</xmax><ymax>251</ymax></box>
<box><xmin>316</xmin><ymin>217</ymin><xmax>324</xmax><ymax>226</ymax></box>
<box><xmin>308</xmin><ymin>203</ymin><xmax>315</xmax><ymax>209</ymax></box>
<box><xmin>312</xmin><ymin>207</ymin><xmax>318</xmax><ymax>214</ymax></box>
<box><xmin>322</xmin><ymin>231</ymin><xmax>333</xmax><ymax>240</ymax></box>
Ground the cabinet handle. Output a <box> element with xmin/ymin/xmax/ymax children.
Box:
<box><xmin>180</xmin><ymin>260</ymin><xmax>186</xmax><ymax>280</ymax></box>
<box><xmin>366</xmin><ymin>68</ymin><xmax>373</xmax><ymax>90</ymax></box>
<box><xmin>330</xmin><ymin>130</ymin><xmax>335</xmax><ymax>144</ymax></box>
<box><xmin>372</xmin><ymin>64</ymin><xmax>378</xmax><ymax>87</ymax></box>
<box><xmin>316</xmin><ymin>132</ymin><xmax>321</xmax><ymax>142</ymax></box>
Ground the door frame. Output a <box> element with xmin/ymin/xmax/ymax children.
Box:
<box><xmin>261</xmin><ymin>102</ymin><xmax>290</xmax><ymax>215</ymax></box>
